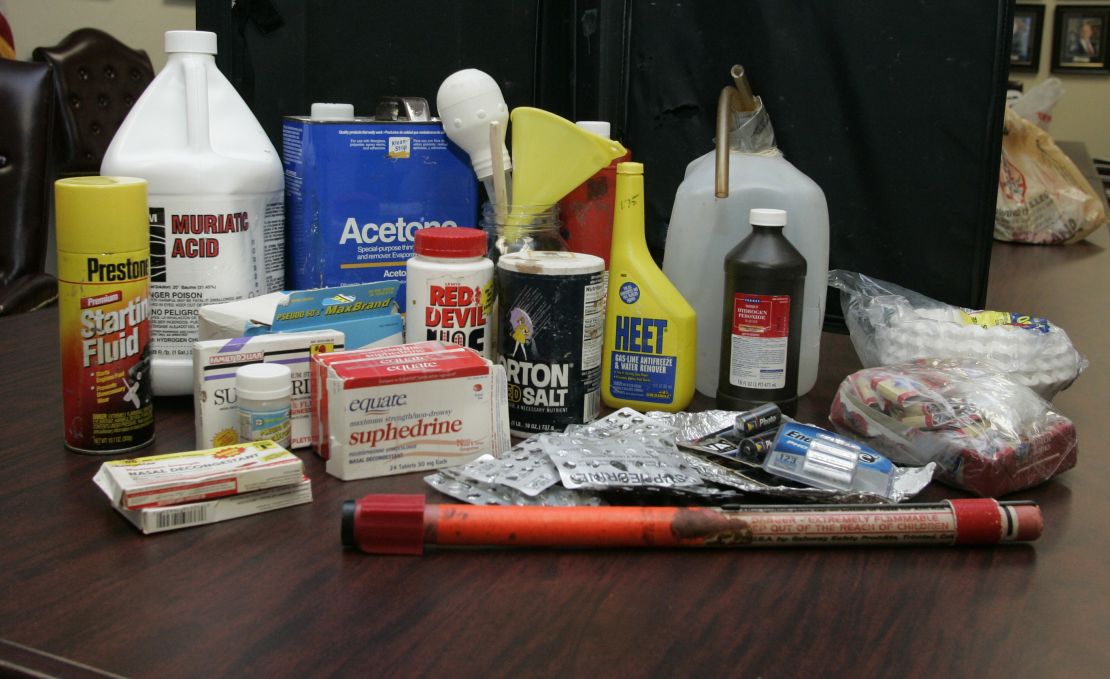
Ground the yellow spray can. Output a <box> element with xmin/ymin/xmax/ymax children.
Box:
<box><xmin>602</xmin><ymin>162</ymin><xmax>696</xmax><ymax>412</ymax></box>
<box><xmin>56</xmin><ymin>176</ymin><xmax>154</xmax><ymax>453</ymax></box>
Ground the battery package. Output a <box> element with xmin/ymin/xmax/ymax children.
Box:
<box><xmin>193</xmin><ymin>330</ymin><xmax>345</xmax><ymax>449</ymax></box>
<box><xmin>282</xmin><ymin>109</ymin><xmax>479</xmax><ymax>311</ymax></box>
<box><xmin>314</xmin><ymin>343</ymin><xmax>510</xmax><ymax>480</ymax></box>
<box><xmin>92</xmin><ymin>440</ymin><xmax>305</xmax><ymax>509</ymax></box>
<box><xmin>110</xmin><ymin>478</ymin><xmax>313</xmax><ymax>534</ymax></box>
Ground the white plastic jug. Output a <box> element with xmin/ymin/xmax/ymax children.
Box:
<box><xmin>662</xmin><ymin>67</ymin><xmax>828</xmax><ymax>399</ymax></box>
<box><xmin>102</xmin><ymin>30</ymin><xmax>285</xmax><ymax>396</ymax></box>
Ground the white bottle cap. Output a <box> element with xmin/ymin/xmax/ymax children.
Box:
<box><xmin>750</xmin><ymin>208</ymin><xmax>788</xmax><ymax>227</ymax></box>
<box><xmin>575</xmin><ymin>121</ymin><xmax>611</xmax><ymax>139</ymax></box>
<box><xmin>165</xmin><ymin>30</ymin><xmax>218</xmax><ymax>55</ymax></box>
<box><xmin>311</xmin><ymin>103</ymin><xmax>356</xmax><ymax>120</ymax></box>
<box><xmin>236</xmin><ymin>363</ymin><xmax>292</xmax><ymax>400</ymax></box>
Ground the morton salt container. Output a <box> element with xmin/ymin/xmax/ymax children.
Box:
<box><xmin>101</xmin><ymin>30</ymin><xmax>285</xmax><ymax>396</ymax></box>
<box><xmin>55</xmin><ymin>177</ymin><xmax>154</xmax><ymax>453</ymax></box>
<box><xmin>497</xmin><ymin>251</ymin><xmax>607</xmax><ymax>436</ymax></box>
<box><xmin>662</xmin><ymin>65</ymin><xmax>828</xmax><ymax>400</ymax></box>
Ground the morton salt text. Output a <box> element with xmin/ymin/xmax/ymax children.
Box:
<box><xmin>169</xmin><ymin>212</ymin><xmax>249</xmax><ymax>258</ymax></box>
<box><xmin>81</xmin><ymin>296</ymin><xmax>149</xmax><ymax>368</ymax></box>
<box><xmin>502</xmin><ymin>358</ymin><xmax>569</xmax><ymax>406</ymax></box>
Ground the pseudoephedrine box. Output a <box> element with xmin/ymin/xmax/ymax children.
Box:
<box><xmin>110</xmin><ymin>478</ymin><xmax>313</xmax><ymax>534</ymax></box>
<box><xmin>319</xmin><ymin>344</ymin><xmax>510</xmax><ymax>480</ymax></box>
<box><xmin>310</xmin><ymin>341</ymin><xmax>472</xmax><ymax>458</ymax></box>
<box><xmin>193</xmin><ymin>330</ymin><xmax>344</xmax><ymax>449</ymax></box>
<box><xmin>93</xmin><ymin>440</ymin><xmax>305</xmax><ymax>510</ymax></box>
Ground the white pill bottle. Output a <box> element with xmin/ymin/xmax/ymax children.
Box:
<box><xmin>405</xmin><ymin>227</ymin><xmax>494</xmax><ymax>358</ymax></box>
<box><xmin>102</xmin><ymin>30</ymin><xmax>285</xmax><ymax>396</ymax></box>
<box><xmin>236</xmin><ymin>363</ymin><xmax>292</xmax><ymax>449</ymax></box>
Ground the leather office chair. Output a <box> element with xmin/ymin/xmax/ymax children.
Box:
<box><xmin>0</xmin><ymin>59</ymin><xmax>57</xmax><ymax>316</ymax></box>
<box><xmin>32</xmin><ymin>28</ymin><xmax>154</xmax><ymax>175</ymax></box>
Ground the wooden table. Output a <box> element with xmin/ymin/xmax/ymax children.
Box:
<box><xmin>1</xmin><ymin>223</ymin><xmax>1107</xmax><ymax>678</ymax></box>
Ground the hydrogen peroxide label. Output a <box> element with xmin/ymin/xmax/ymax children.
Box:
<box><xmin>608</xmin><ymin>313</ymin><xmax>678</xmax><ymax>404</ymax></box>
<box><xmin>58</xmin><ymin>249</ymin><xmax>154</xmax><ymax>453</ymax></box>
<box><xmin>148</xmin><ymin>193</ymin><xmax>284</xmax><ymax>361</ymax></box>
<box><xmin>729</xmin><ymin>293</ymin><xmax>791</xmax><ymax>389</ymax></box>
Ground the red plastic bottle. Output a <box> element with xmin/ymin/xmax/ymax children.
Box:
<box><xmin>558</xmin><ymin>121</ymin><xmax>631</xmax><ymax>268</ymax></box>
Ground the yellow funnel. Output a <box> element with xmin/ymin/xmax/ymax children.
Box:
<box><xmin>509</xmin><ymin>107</ymin><xmax>628</xmax><ymax>208</ymax></box>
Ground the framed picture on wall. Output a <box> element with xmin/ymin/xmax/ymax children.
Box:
<box><xmin>1052</xmin><ymin>4</ymin><xmax>1110</xmax><ymax>74</ymax></box>
<box><xmin>1012</xmin><ymin>4</ymin><xmax>1045</xmax><ymax>71</ymax></box>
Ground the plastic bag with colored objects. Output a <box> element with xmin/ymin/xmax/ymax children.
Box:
<box><xmin>1009</xmin><ymin>77</ymin><xmax>1065</xmax><ymax>131</ymax></box>
<box><xmin>829</xmin><ymin>358</ymin><xmax>1078</xmax><ymax>497</ymax></box>
<box><xmin>828</xmin><ymin>269</ymin><xmax>1086</xmax><ymax>400</ymax></box>
<box><xmin>995</xmin><ymin>106</ymin><xmax>1107</xmax><ymax>244</ymax></box>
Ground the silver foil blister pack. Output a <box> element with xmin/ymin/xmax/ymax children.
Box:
<box><xmin>426</xmin><ymin>465</ymin><xmax>603</xmax><ymax>506</ymax></box>
<box><xmin>425</xmin><ymin>408</ymin><xmax>933</xmax><ymax>505</ymax></box>
<box><xmin>454</xmin><ymin>447</ymin><xmax>560</xmax><ymax>497</ymax></box>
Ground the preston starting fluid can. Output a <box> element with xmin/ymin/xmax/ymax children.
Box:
<box><xmin>56</xmin><ymin>177</ymin><xmax>154</xmax><ymax>453</ymax></box>
<box><xmin>497</xmin><ymin>251</ymin><xmax>606</xmax><ymax>436</ymax></box>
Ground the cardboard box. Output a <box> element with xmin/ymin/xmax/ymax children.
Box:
<box><xmin>197</xmin><ymin>282</ymin><xmax>404</xmax><ymax>350</ymax></box>
<box><xmin>318</xmin><ymin>344</ymin><xmax>510</xmax><ymax>480</ymax></box>
<box><xmin>110</xmin><ymin>479</ymin><xmax>313</xmax><ymax>534</ymax></box>
<box><xmin>310</xmin><ymin>341</ymin><xmax>472</xmax><ymax>458</ymax></box>
<box><xmin>93</xmin><ymin>440</ymin><xmax>305</xmax><ymax>509</ymax></box>
<box><xmin>193</xmin><ymin>330</ymin><xmax>345</xmax><ymax>449</ymax></box>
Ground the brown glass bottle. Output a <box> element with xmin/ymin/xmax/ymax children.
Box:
<box><xmin>716</xmin><ymin>209</ymin><xmax>806</xmax><ymax>415</ymax></box>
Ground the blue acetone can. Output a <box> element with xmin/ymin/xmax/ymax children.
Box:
<box><xmin>282</xmin><ymin>101</ymin><xmax>479</xmax><ymax>312</ymax></box>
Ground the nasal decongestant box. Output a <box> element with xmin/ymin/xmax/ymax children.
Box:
<box><xmin>282</xmin><ymin>114</ymin><xmax>479</xmax><ymax>312</ymax></box>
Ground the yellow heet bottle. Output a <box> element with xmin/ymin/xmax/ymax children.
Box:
<box><xmin>602</xmin><ymin>162</ymin><xmax>696</xmax><ymax>412</ymax></box>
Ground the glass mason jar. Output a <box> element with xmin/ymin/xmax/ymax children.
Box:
<box><xmin>479</xmin><ymin>203</ymin><xmax>567</xmax><ymax>264</ymax></box>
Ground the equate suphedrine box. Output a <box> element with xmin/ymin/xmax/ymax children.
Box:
<box><xmin>315</xmin><ymin>343</ymin><xmax>509</xmax><ymax>480</ymax></box>
<box><xmin>310</xmin><ymin>341</ymin><xmax>471</xmax><ymax>459</ymax></box>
